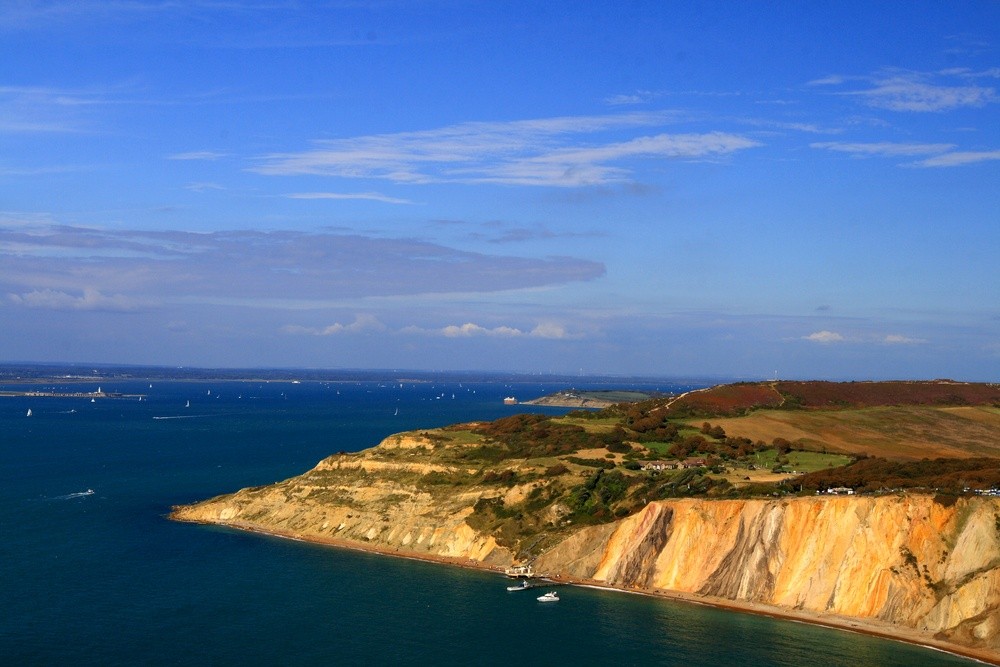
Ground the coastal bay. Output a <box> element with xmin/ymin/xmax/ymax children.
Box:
<box><xmin>3</xmin><ymin>375</ymin><xmax>987</xmax><ymax>666</ymax></box>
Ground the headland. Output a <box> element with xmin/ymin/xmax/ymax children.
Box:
<box><xmin>173</xmin><ymin>379</ymin><xmax>1000</xmax><ymax>664</ymax></box>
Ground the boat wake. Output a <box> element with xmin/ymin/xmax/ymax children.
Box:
<box><xmin>51</xmin><ymin>489</ymin><xmax>95</xmax><ymax>500</ymax></box>
<box><xmin>152</xmin><ymin>414</ymin><xmax>211</xmax><ymax>420</ymax></box>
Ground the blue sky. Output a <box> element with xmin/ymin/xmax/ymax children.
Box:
<box><xmin>1</xmin><ymin>1</ymin><xmax>998</xmax><ymax>380</ymax></box>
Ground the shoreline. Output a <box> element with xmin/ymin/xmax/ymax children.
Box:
<box><xmin>171</xmin><ymin>513</ymin><xmax>999</xmax><ymax>666</ymax></box>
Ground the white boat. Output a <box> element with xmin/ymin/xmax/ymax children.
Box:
<box><xmin>506</xmin><ymin>581</ymin><xmax>530</xmax><ymax>592</ymax></box>
<box><xmin>185</xmin><ymin>400</ymin><xmax>190</xmax><ymax>408</ymax></box>
<box><xmin>26</xmin><ymin>408</ymin><xmax>32</xmax><ymax>417</ymax></box>
<box><xmin>536</xmin><ymin>591</ymin><xmax>559</xmax><ymax>602</ymax></box>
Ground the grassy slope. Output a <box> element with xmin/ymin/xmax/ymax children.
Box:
<box><xmin>180</xmin><ymin>381</ymin><xmax>1000</xmax><ymax>560</ymax></box>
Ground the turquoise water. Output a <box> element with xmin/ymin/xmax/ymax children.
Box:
<box><xmin>0</xmin><ymin>378</ymin><xmax>979</xmax><ymax>666</ymax></box>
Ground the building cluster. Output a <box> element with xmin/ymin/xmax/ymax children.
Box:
<box><xmin>642</xmin><ymin>458</ymin><xmax>708</xmax><ymax>471</ymax></box>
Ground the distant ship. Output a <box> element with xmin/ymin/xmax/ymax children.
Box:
<box><xmin>26</xmin><ymin>408</ymin><xmax>32</xmax><ymax>417</ymax></box>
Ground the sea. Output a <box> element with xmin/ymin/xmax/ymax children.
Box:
<box><xmin>0</xmin><ymin>376</ymin><xmax>982</xmax><ymax>666</ymax></box>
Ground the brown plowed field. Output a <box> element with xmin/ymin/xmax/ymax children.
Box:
<box><xmin>702</xmin><ymin>406</ymin><xmax>1000</xmax><ymax>461</ymax></box>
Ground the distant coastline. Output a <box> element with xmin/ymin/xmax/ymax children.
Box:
<box><xmin>523</xmin><ymin>389</ymin><xmax>662</xmax><ymax>409</ymax></box>
<box><xmin>0</xmin><ymin>389</ymin><xmax>145</xmax><ymax>400</ymax></box>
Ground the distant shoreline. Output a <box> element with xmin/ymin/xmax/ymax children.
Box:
<box><xmin>172</xmin><ymin>515</ymin><xmax>999</xmax><ymax>666</ymax></box>
<box><xmin>523</xmin><ymin>389</ymin><xmax>661</xmax><ymax>409</ymax></box>
<box><xmin>0</xmin><ymin>390</ymin><xmax>145</xmax><ymax>399</ymax></box>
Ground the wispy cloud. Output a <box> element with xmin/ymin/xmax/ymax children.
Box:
<box><xmin>911</xmin><ymin>150</ymin><xmax>1000</xmax><ymax>168</ymax></box>
<box><xmin>814</xmin><ymin>69</ymin><xmax>997</xmax><ymax>112</ymax></box>
<box><xmin>0</xmin><ymin>164</ymin><xmax>92</xmax><ymax>176</ymax></box>
<box><xmin>167</xmin><ymin>151</ymin><xmax>228</xmax><ymax>161</ymax></box>
<box><xmin>7</xmin><ymin>287</ymin><xmax>143</xmax><ymax>312</ymax></box>
<box><xmin>0</xmin><ymin>223</ymin><xmax>605</xmax><ymax>307</ymax></box>
<box><xmin>604</xmin><ymin>90</ymin><xmax>659</xmax><ymax>106</ymax></box>
<box><xmin>882</xmin><ymin>334</ymin><xmax>926</xmax><ymax>345</ymax></box>
<box><xmin>0</xmin><ymin>85</ymin><xmax>102</xmax><ymax>133</ymax></box>
<box><xmin>801</xmin><ymin>330</ymin><xmax>928</xmax><ymax>345</ymax></box>
<box><xmin>184</xmin><ymin>182</ymin><xmax>225</xmax><ymax>192</ymax></box>
<box><xmin>252</xmin><ymin>113</ymin><xmax>760</xmax><ymax>187</ymax></box>
<box><xmin>285</xmin><ymin>192</ymin><xmax>415</xmax><ymax>205</ymax></box>
<box><xmin>811</xmin><ymin>141</ymin><xmax>955</xmax><ymax>157</ymax></box>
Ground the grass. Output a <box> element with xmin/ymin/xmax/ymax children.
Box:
<box><xmin>556</xmin><ymin>416</ymin><xmax>623</xmax><ymax>432</ymax></box>
<box><xmin>436</xmin><ymin>429</ymin><xmax>483</xmax><ymax>445</ymax></box>
<box><xmin>742</xmin><ymin>449</ymin><xmax>853</xmax><ymax>472</ymax></box>
<box><xmin>641</xmin><ymin>441</ymin><xmax>674</xmax><ymax>456</ymax></box>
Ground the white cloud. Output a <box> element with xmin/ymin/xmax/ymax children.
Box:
<box><xmin>807</xmin><ymin>75</ymin><xmax>848</xmax><ymax>86</ymax></box>
<box><xmin>832</xmin><ymin>71</ymin><xmax>996</xmax><ymax>112</ymax></box>
<box><xmin>530</xmin><ymin>322</ymin><xmax>573</xmax><ymax>339</ymax></box>
<box><xmin>281</xmin><ymin>314</ymin><xmax>385</xmax><ymax>336</ymax></box>
<box><xmin>811</xmin><ymin>141</ymin><xmax>955</xmax><ymax>157</ymax></box>
<box><xmin>7</xmin><ymin>287</ymin><xmax>142</xmax><ymax>312</ymax></box>
<box><xmin>911</xmin><ymin>150</ymin><xmax>1000</xmax><ymax>168</ymax></box>
<box><xmin>604</xmin><ymin>90</ymin><xmax>658</xmax><ymax>106</ymax></box>
<box><xmin>882</xmin><ymin>334</ymin><xmax>925</xmax><ymax>345</ymax></box>
<box><xmin>862</xmin><ymin>76</ymin><xmax>994</xmax><ymax>111</ymax></box>
<box><xmin>803</xmin><ymin>330</ymin><xmax>845</xmax><ymax>344</ymax></box>
<box><xmin>397</xmin><ymin>320</ymin><xmax>579</xmax><ymax>339</ymax></box>
<box><xmin>252</xmin><ymin>113</ymin><xmax>759</xmax><ymax>187</ymax></box>
<box><xmin>442</xmin><ymin>322</ymin><xmax>523</xmax><ymax>337</ymax></box>
<box><xmin>285</xmin><ymin>191</ymin><xmax>414</xmax><ymax>205</ymax></box>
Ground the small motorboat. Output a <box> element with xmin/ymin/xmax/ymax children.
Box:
<box><xmin>506</xmin><ymin>580</ymin><xmax>530</xmax><ymax>592</ymax></box>
<box><xmin>536</xmin><ymin>591</ymin><xmax>559</xmax><ymax>602</ymax></box>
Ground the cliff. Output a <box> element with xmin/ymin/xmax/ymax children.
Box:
<box><xmin>173</xmin><ymin>434</ymin><xmax>1000</xmax><ymax>660</ymax></box>
<box><xmin>173</xmin><ymin>432</ymin><xmax>515</xmax><ymax>565</ymax></box>
<box><xmin>538</xmin><ymin>495</ymin><xmax>1000</xmax><ymax>653</ymax></box>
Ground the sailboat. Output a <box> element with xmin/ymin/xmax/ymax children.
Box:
<box><xmin>185</xmin><ymin>400</ymin><xmax>190</xmax><ymax>408</ymax></box>
<box><xmin>26</xmin><ymin>408</ymin><xmax>32</xmax><ymax>417</ymax></box>
<box><xmin>394</xmin><ymin>407</ymin><xmax>399</xmax><ymax>416</ymax></box>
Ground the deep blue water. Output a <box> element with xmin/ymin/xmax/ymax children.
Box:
<box><xmin>0</xmin><ymin>379</ymin><xmax>980</xmax><ymax>666</ymax></box>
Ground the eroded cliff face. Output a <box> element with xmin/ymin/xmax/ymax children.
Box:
<box><xmin>171</xmin><ymin>433</ymin><xmax>514</xmax><ymax>565</ymax></box>
<box><xmin>537</xmin><ymin>495</ymin><xmax>1000</xmax><ymax>652</ymax></box>
<box><xmin>173</xmin><ymin>435</ymin><xmax>1000</xmax><ymax>656</ymax></box>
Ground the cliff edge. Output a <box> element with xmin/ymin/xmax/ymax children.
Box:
<box><xmin>173</xmin><ymin>441</ymin><xmax>1000</xmax><ymax>660</ymax></box>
